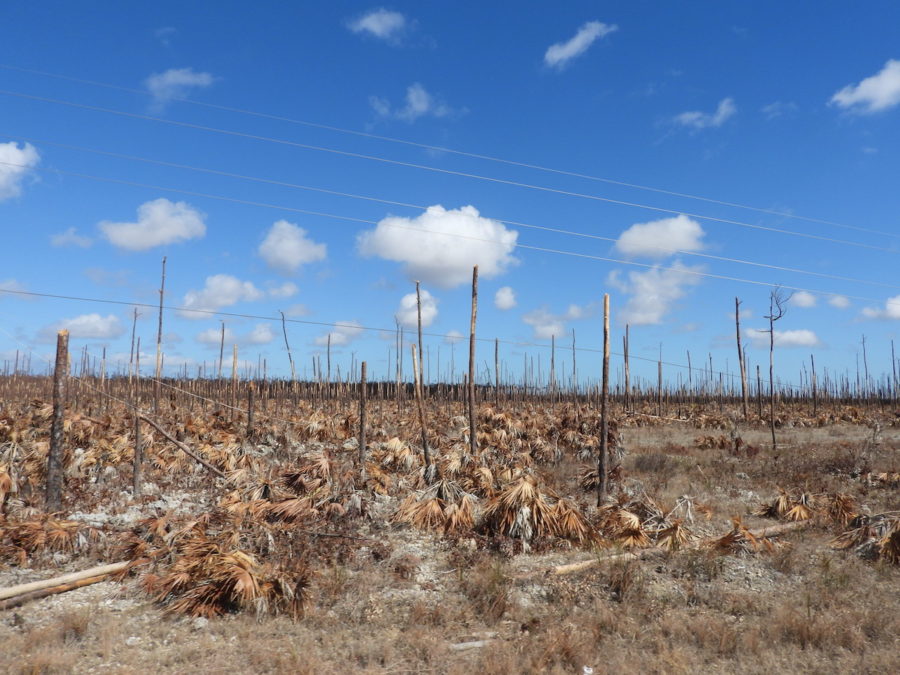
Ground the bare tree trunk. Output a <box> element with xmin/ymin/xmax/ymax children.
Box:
<box><xmin>623</xmin><ymin>325</ymin><xmax>630</xmax><ymax>413</ymax></box>
<box><xmin>46</xmin><ymin>330</ymin><xmax>69</xmax><ymax>511</ymax></box>
<box><xmin>735</xmin><ymin>297</ymin><xmax>749</xmax><ymax>420</ymax></box>
<box><xmin>597</xmin><ymin>294</ymin><xmax>610</xmax><ymax>506</ymax></box>
<box><xmin>358</xmin><ymin>361</ymin><xmax>367</xmax><ymax>483</ymax></box>
<box><xmin>494</xmin><ymin>338</ymin><xmax>500</xmax><ymax>407</ymax></box>
<box><xmin>411</xmin><ymin>344</ymin><xmax>432</xmax><ymax>477</ymax></box>
<box><xmin>279</xmin><ymin>311</ymin><xmax>296</xmax><ymax>382</ymax></box>
<box><xmin>154</xmin><ymin>256</ymin><xmax>166</xmax><ymax>413</ymax></box>
<box><xmin>133</xmin><ymin>414</ymin><xmax>142</xmax><ymax>498</ymax></box>
<box><xmin>416</xmin><ymin>281</ymin><xmax>425</xmax><ymax>397</ymax></box>
<box><xmin>810</xmin><ymin>354</ymin><xmax>818</xmax><ymax>417</ymax></box>
<box><xmin>468</xmin><ymin>266</ymin><xmax>479</xmax><ymax>457</ymax></box>
<box><xmin>217</xmin><ymin>322</ymin><xmax>225</xmax><ymax>379</ymax></box>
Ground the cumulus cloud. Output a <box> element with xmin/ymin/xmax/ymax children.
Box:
<box><xmin>608</xmin><ymin>261</ymin><xmax>703</xmax><ymax>325</ymax></box>
<box><xmin>444</xmin><ymin>330</ymin><xmax>465</xmax><ymax>345</ymax></box>
<box><xmin>830</xmin><ymin>59</ymin><xmax>900</xmax><ymax>113</ymax></box>
<box><xmin>50</xmin><ymin>227</ymin><xmax>92</xmax><ymax>248</ymax></box>
<box><xmin>358</xmin><ymin>205</ymin><xmax>518</xmax><ymax>288</ymax></box>
<box><xmin>790</xmin><ymin>290</ymin><xmax>817</xmax><ymax>308</ymax></box>
<box><xmin>267</xmin><ymin>281</ymin><xmax>299</xmax><ymax>298</ymax></box>
<box><xmin>395</xmin><ymin>289</ymin><xmax>438</xmax><ymax>329</ymax></box>
<box><xmin>544</xmin><ymin>21</ymin><xmax>618</xmax><ymax>69</ymax></box>
<box><xmin>0</xmin><ymin>141</ymin><xmax>40</xmax><ymax>201</ymax></box>
<box><xmin>99</xmin><ymin>198</ymin><xmax>206</xmax><ymax>251</ymax></box>
<box><xmin>178</xmin><ymin>274</ymin><xmax>264</xmax><ymax>318</ymax></box>
<box><xmin>828</xmin><ymin>295</ymin><xmax>851</xmax><ymax>309</ymax></box>
<box><xmin>494</xmin><ymin>286</ymin><xmax>517</xmax><ymax>310</ymax></box>
<box><xmin>196</xmin><ymin>323</ymin><xmax>274</xmax><ymax>347</ymax></box>
<box><xmin>258</xmin><ymin>220</ymin><xmax>326</xmax><ymax>274</ymax></box>
<box><xmin>674</xmin><ymin>97</ymin><xmax>737</xmax><ymax>129</ymax></box>
<box><xmin>347</xmin><ymin>8</ymin><xmax>407</xmax><ymax>43</ymax></box>
<box><xmin>522</xmin><ymin>304</ymin><xmax>593</xmax><ymax>340</ymax></box>
<box><xmin>861</xmin><ymin>295</ymin><xmax>900</xmax><ymax>320</ymax></box>
<box><xmin>370</xmin><ymin>83</ymin><xmax>458</xmax><ymax>122</ymax></box>
<box><xmin>145</xmin><ymin>67</ymin><xmax>215</xmax><ymax>110</ymax></box>
<box><xmin>44</xmin><ymin>313</ymin><xmax>124</xmax><ymax>340</ymax></box>
<box><xmin>761</xmin><ymin>101</ymin><xmax>798</xmax><ymax>120</ymax></box>
<box><xmin>615</xmin><ymin>215</ymin><xmax>705</xmax><ymax>259</ymax></box>
<box><xmin>748</xmin><ymin>328</ymin><xmax>821</xmax><ymax>348</ymax></box>
<box><xmin>315</xmin><ymin>321</ymin><xmax>364</xmax><ymax>346</ymax></box>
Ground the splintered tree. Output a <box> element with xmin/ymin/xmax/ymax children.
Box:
<box><xmin>764</xmin><ymin>288</ymin><xmax>791</xmax><ymax>452</ymax></box>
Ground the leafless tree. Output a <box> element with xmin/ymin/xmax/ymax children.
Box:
<box><xmin>763</xmin><ymin>288</ymin><xmax>791</xmax><ymax>452</ymax></box>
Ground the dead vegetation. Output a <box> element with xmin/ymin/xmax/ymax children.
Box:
<box><xmin>0</xmin><ymin>377</ymin><xmax>898</xmax><ymax>673</ymax></box>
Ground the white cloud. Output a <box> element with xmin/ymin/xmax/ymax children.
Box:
<box><xmin>268</xmin><ymin>281</ymin><xmax>299</xmax><ymax>298</ymax></box>
<box><xmin>179</xmin><ymin>274</ymin><xmax>264</xmax><ymax>319</ymax></box>
<box><xmin>861</xmin><ymin>295</ymin><xmax>900</xmax><ymax>320</ymax></box>
<box><xmin>522</xmin><ymin>304</ymin><xmax>592</xmax><ymax>340</ymax></box>
<box><xmin>50</xmin><ymin>227</ymin><xmax>92</xmax><ymax>248</ymax></box>
<box><xmin>99</xmin><ymin>198</ymin><xmax>206</xmax><ymax>251</ymax></box>
<box><xmin>196</xmin><ymin>323</ymin><xmax>274</xmax><ymax>347</ymax></box>
<box><xmin>358</xmin><ymin>205</ymin><xmax>518</xmax><ymax>288</ymax></box>
<box><xmin>608</xmin><ymin>261</ymin><xmax>703</xmax><ymax>325</ymax></box>
<box><xmin>46</xmin><ymin>313</ymin><xmax>124</xmax><ymax>340</ymax></box>
<box><xmin>154</xmin><ymin>26</ymin><xmax>176</xmax><ymax>46</ymax></box>
<box><xmin>283</xmin><ymin>303</ymin><xmax>310</xmax><ymax>317</ymax></box>
<box><xmin>615</xmin><ymin>215</ymin><xmax>705</xmax><ymax>259</ymax></box>
<box><xmin>395</xmin><ymin>289</ymin><xmax>438</xmax><ymax>329</ymax></box>
<box><xmin>347</xmin><ymin>8</ymin><xmax>407</xmax><ymax>43</ymax></box>
<box><xmin>674</xmin><ymin>97</ymin><xmax>737</xmax><ymax>129</ymax></box>
<box><xmin>494</xmin><ymin>286</ymin><xmax>517</xmax><ymax>310</ymax></box>
<box><xmin>196</xmin><ymin>326</ymin><xmax>234</xmax><ymax>347</ymax></box>
<box><xmin>544</xmin><ymin>21</ymin><xmax>618</xmax><ymax>69</ymax></box>
<box><xmin>258</xmin><ymin>220</ymin><xmax>326</xmax><ymax>274</ymax></box>
<box><xmin>830</xmin><ymin>59</ymin><xmax>900</xmax><ymax>114</ymax></box>
<box><xmin>145</xmin><ymin>67</ymin><xmax>215</xmax><ymax>110</ymax></box>
<box><xmin>444</xmin><ymin>330</ymin><xmax>465</xmax><ymax>345</ymax></box>
<box><xmin>748</xmin><ymin>328</ymin><xmax>821</xmax><ymax>348</ymax></box>
<box><xmin>370</xmin><ymin>83</ymin><xmax>457</xmax><ymax>122</ymax></box>
<box><xmin>761</xmin><ymin>101</ymin><xmax>798</xmax><ymax>120</ymax></box>
<box><xmin>315</xmin><ymin>321</ymin><xmax>364</xmax><ymax>346</ymax></box>
<box><xmin>0</xmin><ymin>141</ymin><xmax>40</xmax><ymax>201</ymax></box>
<box><xmin>828</xmin><ymin>295</ymin><xmax>851</xmax><ymax>309</ymax></box>
<box><xmin>790</xmin><ymin>290</ymin><xmax>817</xmax><ymax>308</ymax></box>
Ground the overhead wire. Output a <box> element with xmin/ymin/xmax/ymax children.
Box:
<box><xmin>1</xmin><ymin>62</ymin><xmax>894</xmax><ymax>239</ymax></box>
<box><xmin>0</xmin><ymin>158</ymin><xmax>893</xmax><ymax>307</ymax></box>
<box><xmin>3</xmin><ymin>134</ymin><xmax>899</xmax><ymax>292</ymax></box>
<box><xmin>1</xmin><ymin>88</ymin><xmax>897</xmax><ymax>254</ymax></box>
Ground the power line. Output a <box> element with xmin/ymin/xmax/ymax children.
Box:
<box><xmin>1</xmin><ymin>62</ymin><xmax>893</xmax><ymax>239</ymax></box>
<box><xmin>2</xmin><ymin>88</ymin><xmax>897</xmax><ymax>254</ymax></box>
<box><xmin>0</xmin><ymin>158</ymin><xmax>890</xmax><ymax>304</ymax></box>
<box><xmin>5</xmin><ymin>134</ymin><xmax>899</xmax><ymax>292</ymax></box>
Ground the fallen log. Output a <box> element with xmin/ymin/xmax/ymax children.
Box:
<box><xmin>546</xmin><ymin>520</ymin><xmax>809</xmax><ymax>577</ymax></box>
<box><xmin>0</xmin><ymin>574</ymin><xmax>112</xmax><ymax>611</ymax></box>
<box><xmin>0</xmin><ymin>562</ymin><xmax>128</xmax><ymax>601</ymax></box>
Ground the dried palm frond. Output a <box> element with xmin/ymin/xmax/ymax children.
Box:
<box><xmin>657</xmin><ymin>519</ymin><xmax>692</xmax><ymax>552</ymax></box>
<box><xmin>713</xmin><ymin>517</ymin><xmax>773</xmax><ymax>554</ymax></box>
<box><xmin>832</xmin><ymin>513</ymin><xmax>900</xmax><ymax>563</ymax></box>
<box><xmin>481</xmin><ymin>475</ymin><xmax>556</xmax><ymax>541</ymax></box>
<box><xmin>551</xmin><ymin>499</ymin><xmax>597</xmax><ymax>544</ymax></box>
<box><xmin>443</xmin><ymin>494</ymin><xmax>475</xmax><ymax>535</ymax></box>
<box><xmin>265</xmin><ymin>497</ymin><xmax>318</xmax><ymax>523</ymax></box>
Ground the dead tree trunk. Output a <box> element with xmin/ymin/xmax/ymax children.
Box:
<box><xmin>411</xmin><ymin>344</ymin><xmax>432</xmax><ymax>477</ymax></box>
<box><xmin>46</xmin><ymin>330</ymin><xmax>69</xmax><ymax>511</ymax></box>
<box><xmin>735</xmin><ymin>297</ymin><xmax>749</xmax><ymax>420</ymax></box>
<box><xmin>597</xmin><ymin>294</ymin><xmax>610</xmax><ymax>506</ymax></box>
<box><xmin>468</xmin><ymin>265</ymin><xmax>479</xmax><ymax>457</ymax></box>
<box><xmin>358</xmin><ymin>361</ymin><xmax>367</xmax><ymax>483</ymax></box>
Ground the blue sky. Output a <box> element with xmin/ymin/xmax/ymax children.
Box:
<box><xmin>1</xmin><ymin>1</ymin><xmax>899</xmax><ymax>389</ymax></box>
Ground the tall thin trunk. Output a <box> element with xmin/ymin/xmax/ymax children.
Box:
<box><xmin>598</xmin><ymin>294</ymin><xmax>610</xmax><ymax>506</ymax></box>
<box><xmin>279</xmin><ymin>311</ymin><xmax>296</xmax><ymax>382</ymax></box>
<box><xmin>468</xmin><ymin>266</ymin><xmax>479</xmax><ymax>457</ymax></box>
<box><xmin>735</xmin><ymin>297</ymin><xmax>749</xmax><ymax>420</ymax></box>
<box><xmin>46</xmin><ymin>330</ymin><xmax>69</xmax><ymax>511</ymax></box>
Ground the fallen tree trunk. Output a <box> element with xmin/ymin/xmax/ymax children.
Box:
<box><xmin>546</xmin><ymin>520</ymin><xmax>809</xmax><ymax>577</ymax></box>
<box><xmin>0</xmin><ymin>562</ymin><xmax>128</xmax><ymax>602</ymax></box>
<box><xmin>0</xmin><ymin>574</ymin><xmax>113</xmax><ymax>610</ymax></box>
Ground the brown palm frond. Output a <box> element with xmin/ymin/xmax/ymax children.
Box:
<box><xmin>551</xmin><ymin>498</ymin><xmax>597</xmax><ymax>544</ymax></box>
<box><xmin>713</xmin><ymin>517</ymin><xmax>773</xmax><ymax>554</ymax></box>
<box><xmin>265</xmin><ymin>497</ymin><xmax>318</xmax><ymax>523</ymax></box>
<box><xmin>657</xmin><ymin>519</ymin><xmax>692</xmax><ymax>552</ymax></box>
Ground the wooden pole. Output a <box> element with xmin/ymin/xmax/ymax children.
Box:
<box><xmin>416</xmin><ymin>281</ymin><xmax>425</xmax><ymax>397</ymax></box>
<box><xmin>154</xmin><ymin>256</ymin><xmax>166</xmax><ymax>413</ymax></box>
<box><xmin>280</xmin><ymin>311</ymin><xmax>296</xmax><ymax>382</ymax></box>
<box><xmin>468</xmin><ymin>265</ymin><xmax>479</xmax><ymax>457</ymax></box>
<box><xmin>358</xmin><ymin>361</ymin><xmax>367</xmax><ymax>483</ymax></box>
<box><xmin>597</xmin><ymin>294</ymin><xmax>610</xmax><ymax>506</ymax></box>
<box><xmin>411</xmin><ymin>344</ymin><xmax>432</xmax><ymax>475</ymax></box>
<box><xmin>736</xmin><ymin>297</ymin><xmax>749</xmax><ymax>420</ymax></box>
<box><xmin>46</xmin><ymin>330</ymin><xmax>69</xmax><ymax>511</ymax></box>
<box><xmin>623</xmin><ymin>324</ymin><xmax>630</xmax><ymax>413</ymax></box>
<box><xmin>133</xmin><ymin>413</ymin><xmax>142</xmax><ymax>497</ymax></box>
